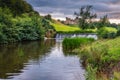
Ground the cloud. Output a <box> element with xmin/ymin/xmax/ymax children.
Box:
<box><xmin>26</xmin><ymin>0</ymin><xmax>120</xmax><ymax>20</ymax></box>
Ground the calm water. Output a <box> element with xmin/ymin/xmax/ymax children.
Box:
<box><xmin>0</xmin><ymin>39</ymin><xmax>85</xmax><ymax>80</ymax></box>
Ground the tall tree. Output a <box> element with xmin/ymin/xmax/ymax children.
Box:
<box><xmin>75</xmin><ymin>5</ymin><xmax>97</xmax><ymax>29</ymax></box>
<box><xmin>99</xmin><ymin>15</ymin><xmax>110</xmax><ymax>28</ymax></box>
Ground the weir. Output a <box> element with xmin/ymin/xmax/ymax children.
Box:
<box><xmin>55</xmin><ymin>33</ymin><xmax>98</xmax><ymax>40</ymax></box>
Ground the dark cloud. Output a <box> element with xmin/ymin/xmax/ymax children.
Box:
<box><xmin>26</xmin><ymin>0</ymin><xmax>120</xmax><ymax>20</ymax></box>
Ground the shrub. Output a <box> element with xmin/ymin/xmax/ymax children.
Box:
<box><xmin>13</xmin><ymin>14</ymin><xmax>45</xmax><ymax>41</ymax></box>
<box><xmin>97</xmin><ymin>27</ymin><xmax>117</xmax><ymax>39</ymax></box>
<box><xmin>117</xmin><ymin>30</ymin><xmax>120</xmax><ymax>36</ymax></box>
<box><xmin>0</xmin><ymin>7</ymin><xmax>45</xmax><ymax>43</ymax></box>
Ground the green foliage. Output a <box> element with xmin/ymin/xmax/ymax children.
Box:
<box><xmin>75</xmin><ymin>5</ymin><xmax>97</xmax><ymax>29</ymax></box>
<box><xmin>0</xmin><ymin>0</ymin><xmax>34</xmax><ymax>16</ymax></box>
<box><xmin>116</xmin><ymin>30</ymin><xmax>120</xmax><ymax>36</ymax></box>
<box><xmin>85</xmin><ymin>65</ymin><xmax>97</xmax><ymax>80</ymax></box>
<box><xmin>13</xmin><ymin>14</ymin><xmax>44</xmax><ymax>41</ymax></box>
<box><xmin>62</xmin><ymin>37</ymin><xmax>94</xmax><ymax>50</ymax></box>
<box><xmin>97</xmin><ymin>27</ymin><xmax>117</xmax><ymax>39</ymax></box>
<box><xmin>57</xmin><ymin>29</ymin><xmax>97</xmax><ymax>34</ymax></box>
<box><xmin>77</xmin><ymin>37</ymin><xmax>120</xmax><ymax>79</ymax></box>
<box><xmin>42</xmin><ymin>18</ymin><xmax>54</xmax><ymax>31</ymax></box>
<box><xmin>51</xmin><ymin>20</ymin><xmax>97</xmax><ymax>34</ymax></box>
<box><xmin>44</xmin><ymin>14</ymin><xmax>52</xmax><ymax>21</ymax></box>
<box><xmin>0</xmin><ymin>7</ymin><xmax>45</xmax><ymax>43</ymax></box>
<box><xmin>99</xmin><ymin>15</ymin><xmax>110</xmax><ymax>28</ymax></box>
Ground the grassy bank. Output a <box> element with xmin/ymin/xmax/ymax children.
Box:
<box><xmin>75</xmin><ymin>37</ymin><xmax>120</xmax><ymax>79</ymax></box>
<box><xmin>50</xmin><ymin>21</ymin><xmax>80</xmax><ymax>32</ymax></box>
<box><xmin>50</xmin><ymin>21</ymin><xmax>97</xmax><ymax>33</ymax></box>
<box><xmin>62</xmin><ymin>37</ymin><xmax>120</xmax><ymax>79</ymax></box>
<box><xmin>62</xmin><ymin>37</ymin><xmax>95</xmax><ymax>51</ymax></box>
<box><xmin>98</xmin><ymin>27</ymin><xmax>117</xmax><ymax>39</ymax></box>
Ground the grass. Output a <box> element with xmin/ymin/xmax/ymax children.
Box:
<box><xmin>113</xmin><ymin>72</ymin><xmax>120</xmax><ymax>79</ymax></box>
<box><xmin>92</xmin><ymin>37</ymin><xmax>120</xmax><ymax>55</ymax></box>
<box><xmin>97</xmin><ymin>27</ymin><xmax>117</xmax><ymax>38</ymax></box>
<box><xmin>102</xmin><ymin>27</ymin><xmax>117</xmax><ymax>32</ymax></box>
<box><xmin>62</xmin><ymin>36</ymin><xmax>120</xmax><ymax>79</ymax></box>
<box><xmin>62</xmin><ymin>37</ymin><xmax>95</xmax><ymax>51</ymax></box>
<box><xmin>75</xmin><ymin>37</ymin><xmax>120</xmax><ymax>79</ymax></box>
<box><xmin>50</xmin><ymin>21</ymin><xmax>80</xmax><ymax>32</ymax></box>
<box><xmin>50</xmin><ymin>20</ymin><xmax>97</xmax><ymax>33</ymax></box>
<box><xmin>80</xmin><ymin>37</ymin><xmax>120</xmax><ymax>67</ymax></box>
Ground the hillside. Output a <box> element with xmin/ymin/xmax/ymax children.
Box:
<box><xmin>50</xmin><ymin>20</ymin><xmax>80</xmax><ymax>32</ymax></box>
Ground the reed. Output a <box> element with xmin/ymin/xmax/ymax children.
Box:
<box><xmin>62</xmin><ymin>37</ymin><xmax>94</xmax><ymax>51</ymax></box>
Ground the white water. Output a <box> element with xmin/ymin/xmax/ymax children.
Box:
<box><xmin>56</xmin><ymin>33</ymin><xmax>98</xmax><ymax>40</ymax></box>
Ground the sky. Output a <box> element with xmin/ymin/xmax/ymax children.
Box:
<box><xmin>26</xmin><ymin>0</ymin><xmax>120</xmax><ymax>23</ymax></box>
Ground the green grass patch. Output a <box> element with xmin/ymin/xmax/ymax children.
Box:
<box><xmin>50</xmin><ymin>21</ymin><xmax>97</xmax><ymax>33</ymax></box>
<box><xmin>79</xmin><ymin>37</ymin><xmax>120</xmax><ymax>67</ymax></box>
<box><xmin>76</xmin><ymin>37</ymin><xmax>120</xmax><ymax>79</ymax></box>
<box><xmin>103</xmin><ymin>27</ymin><xmax>117</xmax><ymax>32</ymax></box>
<box><xmin>97</xmin><ymin>27</ymin><xmax>117</xmax><ymax>38</ymax></box>
<box><xmin>62</xmin><ymin>37</ymin><xmax>95</xmax><ymax>50</ymax></box>
<box><xmin>50</xmin><ymin>21</ymin><xmax>80</xmax><ymax>32</ymax></box>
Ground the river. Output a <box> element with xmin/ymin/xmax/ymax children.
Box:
<box><xmin>0</xmin><ymin>39</ymin><xmax>85</xmax><ymax>80</ymax></box>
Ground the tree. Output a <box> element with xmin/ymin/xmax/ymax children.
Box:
<box><xmin>44</xmin><ymin>14</ymin><xmax>52</xmax><ymax>21</ymax></box>
<box><xmin>75</xmin><ymin>5</ymin><xmax>97</xmax><ymax>29</ymax></box>
<box><xmin>99</xmin><ymin>15</ymin><xmax>110</xmax><ymax>28</ymax></box>
<box><xmin>0</xmin><ymin>0</ymin><xmax>33</xmax><ymax>16</ymax></box>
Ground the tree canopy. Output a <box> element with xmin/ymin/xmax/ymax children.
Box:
<box><xmin>75</xmin><ymin>5</ymin><xmax>97</xmax><ymax>29</ymax></box>
<box><xmin>0</xmin><ymin>0</ymin><xmax>34</xmax><ymax>16</ymax></box>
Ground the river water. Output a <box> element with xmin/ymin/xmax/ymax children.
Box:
<box><xmin>0</xmin><ymin>39</ymin><xmax>85</xmax><ymax>80</ymax></box>
<box><xmin>55</xmin><ymin>33</ymin><xmax>98</xmax><ymax>40</ymax></box>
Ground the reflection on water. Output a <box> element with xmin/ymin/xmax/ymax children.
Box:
<box><xmin>0</xmin><ymin>39</ymin><xmax>85</xmax><ymax>80</ymax></box>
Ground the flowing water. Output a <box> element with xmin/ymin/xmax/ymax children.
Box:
<box><xmin>0</xmin><ymin>39</ymin><xmax>85</xmax><ymax>80</ymax></box>
<box><xmin>56</xmin><ymin>33</ymin><xmax>98</xmax><ymax>40</ymax></box>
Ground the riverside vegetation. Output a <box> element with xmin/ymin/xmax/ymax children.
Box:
<box><xmin>1</xmin><ymin>1</ymin><xmax>120</xmax><ymax>80</ymax></box>
<box><xmin>63</xmin><ymin>37</ymin><xmax>120</xmax><ymax>80</ymax></box>
<box><xmin>0</xmin><ymin>0</ymin><xmax>54</xmax><ymax>43</ymax></box>
<box><xmin>62</xmin><ymin>5</ymin><xmax>120</xmax><ymax>80</ymax></box>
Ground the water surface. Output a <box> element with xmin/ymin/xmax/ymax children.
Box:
<box><xmin>0</xmin><ymin>39</ymin><xmax>85</xmax><ymax>80</ymax></box>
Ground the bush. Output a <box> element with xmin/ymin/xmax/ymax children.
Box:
<box><xmin>97</xmin><ymin>27</ymin><xmax>117</xmax><ymax>39</ymax></box>
<box><xmin>14</xmin><ymin>14</ymin><xmax>45</xmax><ymax>41</ymax></box>
<box><xmin>117</xmin><ymin>30</ymin><xmax>120</xmax><ymax>36</ymax></box>
<box><xmin>0</xmin><ymin>7</ymin><xmax>45</xmax><ymax>43</ymax></box>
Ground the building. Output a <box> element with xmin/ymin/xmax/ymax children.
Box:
<box><xmin>63</xmin><ymin>17</ymin><xmax>79</xmax><ymax>25</ymax></box>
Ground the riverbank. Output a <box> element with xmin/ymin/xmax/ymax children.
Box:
<box><xmin>50</xmin><ymin>20</ymin><xmax>97</xmax><ymax>34</ymax></box>
<box><xmin>63</xmin><ymin>37</ymin><xmax>120</xmax><ymax>79</ymax></box>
